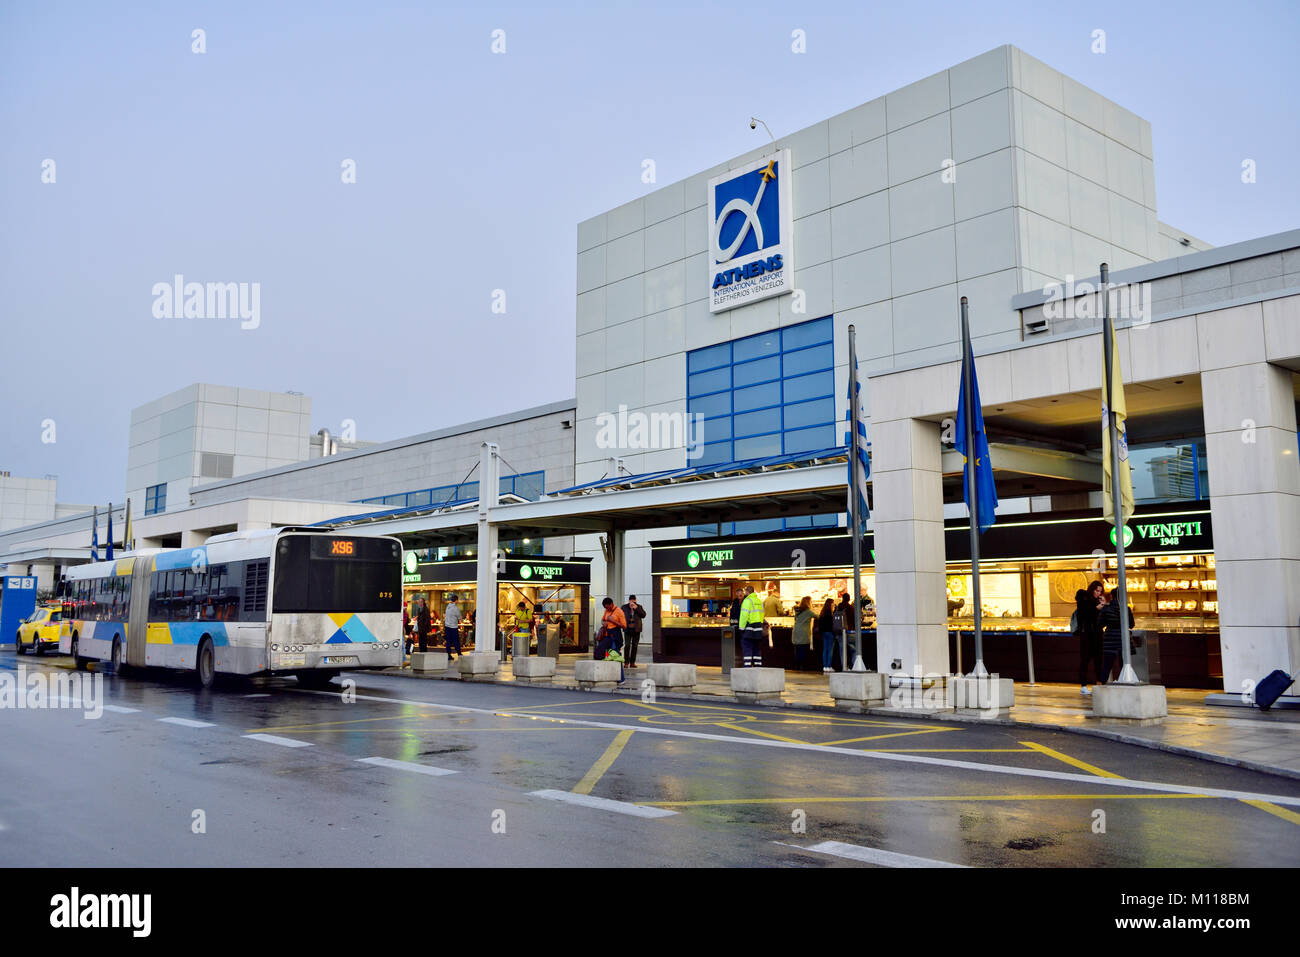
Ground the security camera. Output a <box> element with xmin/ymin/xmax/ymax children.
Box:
<box><xmin>749</xmin><ymin>118</ymin><xmax>757</xmax><ymax>130</ymax></box>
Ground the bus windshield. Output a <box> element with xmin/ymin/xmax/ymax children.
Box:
<box><xmin>272</xmin><ymin>535</ymin><xmax>400</xmax><ymax>614</ymax></box>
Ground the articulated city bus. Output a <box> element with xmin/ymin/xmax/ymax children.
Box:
<box><xmin>58</xmin><ymin>528</ymin><xmax>403</xmax><ymax>688</ymax></box>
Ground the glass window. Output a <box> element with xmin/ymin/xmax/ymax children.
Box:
<box><xmin>782</xmin><ymin>316</ymin><xmax>832</xmax><ymax>350</ymax></box>
<box><xmin>695</xmin><ymin>440</ymin><xmax>733</xmax><ymax>467</ymax></box>
<box><xmin>512</xmin><ymin>471</ymin><xmax>545</xmax><ymax>500</ymax></box>
<box><xmin>784</xmin><ymin>369</ymin><xmax>834</xmax><ymax>403</ymax></box>
<box><xmin>733</xmin><ymin>331</ymin><xmax>780</xmax><ymax>363</ymax></box>
<box><xmin>688</xmin><ymin>342</ymin><xmax>731</xmax><ymax>374</ymax></box>
<box><xmin>698</xmin><ymin>415</ymin><xmax>730</xmax><ymax>441</ymax></box>
<box><xmin>735</xmin><ymin>518</ymin><xmax>783</xmax><ymax>534</ymax></box>
<box><xmin>784</xmin><ymin>397</ymin><xmax>834</xmax><ymax>430</ymax></box>
<box><xmin>734</xmin><ymin>433</ymin><xmax>782</xmax><ymax>460</ymax></box>
<box><xmin>732</xmin><ymin>355</ymin><xmax>781</xmax><ymax>387</ymax></box>
<box><xmin>688</xmin><ymin>391</ymin><xmax>731</xmax><ymax>419</ymax></box>
<box><xmin>784</xmin><ymin>423</ymin><xmax>836</xmax><ymax>454</ymax></box>
<box><xmin>734</xmin><ymin>407</ymin><xmax>782</xmax><ymax>438</ymax></box>
<box><xmin>783</xmin><ymin>342</ymin><xmax>834</xmax><ymax>378</ymax></box>
<box><xmin>145</xmin><ymin>483</ymin><xmax>167</xmax><ymax>515</ymax></box>
<box><xmin>688</xmin><ymin>366</ymin><xmax>731</xmax><ymax>397</ymax></box>
<box><xmin>733</xmin><ymin>381</ymin><xmax>781</xmax><ymax>413</ymax></box>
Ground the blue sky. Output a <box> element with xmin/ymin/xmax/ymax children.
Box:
<box><xmin>1</xmin><ymin>0</ymin><xmax>1296</xmax><ymax>505</ymax></box>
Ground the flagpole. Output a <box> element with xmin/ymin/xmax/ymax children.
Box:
<box><xmin>848</xmin><ymin>325</ymin><xmax>866</xmax><ymax>672</ymax></box>
<box><xmin>1101</xmin><ymin>263</ymin><xmax>1137</xmax><ymax>683</ymax></box>
<box><xmin>961</xmin><ymin>297</ymin><xmax>987</xmax><ymax>677</ymax></box>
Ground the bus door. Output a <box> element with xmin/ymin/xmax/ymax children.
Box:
<box><xmin>127</xmin><ymin>558</ymin><xmax>151</xmax><ymax>666</ymax></box>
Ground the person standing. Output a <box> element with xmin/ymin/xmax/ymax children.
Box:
<box><xmin>1097</xmin><ymin>588</ymin><xmax>1134</xmax><ymax>685</ymax></box>
<box><xmin>835</xmin><ymin>592</ymin><xmax>857</xmax><ymax>669</ymax></box>
<box><xmin>738</xmin><ymin>585</ymin><xmax>766</xmax><ymax>668</ymax></box>
<box><xmin>402</xmin><ymin>602</ymin><xmax>413</xmax><ymax>659</ymax></box>
<box><xmin>762</xmin><ymin>583</ymin><xmax>784</xmax><ymax>619</ymax></box>
<box><xmin>1075</xmin><ymin>580</ymin><xmax>1105</xmax><ymax>694</ymax></box>
<box><xmin>599</xmin><ymin>597</ymin><xmax>627</xmax><ymax>682</ymax></box>
<box><xmin>620</xmin><ymin>595</ymin><xmax>647</xmax><ymax>668</ymax></box>
<box><xmin>443</xmin><ymin>593</ymin><xmax>462</xmax><ymax>661</ymax></box>
<box><xmin>415</xmin><ymin>598</ymin><xmax>432</xmax><ymax>654</ymax></box>
<box><xmin>818</xmin><ymin>597</ymin><xmax>837</xmax><ymax>673</ymax></box>
<box><xmin>792</xmin><ymin>596</ymin><xmax>814</xmax><ymax>671</ymax></box>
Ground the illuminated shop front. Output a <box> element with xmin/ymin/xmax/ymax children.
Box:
<box><xmin>401</xmin><ymin>553</ymin><xmax>591</xmax><ymax>654</ymax></box>
<box><xmin>651</xmin><ymin>501</ymin><xmax>1219</xmax><ymax>686</ymax></box>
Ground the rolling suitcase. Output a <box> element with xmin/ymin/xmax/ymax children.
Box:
<box><xmin>1255</xmin><ymin>669</ymin><xmax>1295</xmax><ymax>711</ymax></box>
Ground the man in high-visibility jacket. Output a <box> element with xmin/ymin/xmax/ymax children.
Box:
<box><xmin>737</xmin><ymin>585</ymin><xmax>766</xmax><ymax>667</ymax></box>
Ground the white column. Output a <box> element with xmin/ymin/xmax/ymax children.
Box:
<box><xmin>871</xmin><ymin>417</ymin><xmax>949</xmax><ymax>676</ymax></box>
<box><xmin>1202</xmin><ymin>360</ymin><xmax>1300</xmax><ymax>694</ymax></box>
<box><xmin>475</xmin><ymin>442</ymin><xmax>501</xmax><ymax>654</ymax></box>
<box><xmin>607</xmin><ymin>528</ymin><xmax>626</xmax><ymax>605</ymax></box>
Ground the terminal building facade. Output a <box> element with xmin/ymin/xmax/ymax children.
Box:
<box><xmin>2</xmin><ymin>46</ymin><xmax>1296</xmax><ymax>695</ymax></box>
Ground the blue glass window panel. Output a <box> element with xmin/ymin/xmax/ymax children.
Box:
<box><xmin>733</xmin><ymin>381</ymin><xmax>781</xmax><ymax>413</ymax></box>
<box><xmin>406</xmin><ymin>490</ymin><xmax>432</xmax><ymax>507</ymax></box>
<box><xmin>698</xmin><ymin>415</ymin><xmax>730</xmax><ymax>441</ymax></box>
<box><xmin>696</xmin><ymin>440</ymin><xmax>733</xmax><ymax>466</ymax></box>
<box><xmin>512</xmin><ymin>471</ymin><xmax>545</xmax><ymax>500</ymax></box>
<box><xmin>784</xmin><ymin>397</ymin><xmax>835</xmax><ymax>430</ymax></box>
<box><xmin>784</xmin><ymin>515</ymin><xmax>812</xmax><ymax>529</ymax></box>
<box><xmin>735</xmin><ymin>518</ymin><xmax>783</xmax><ymax>534</ymax></box>
<box><xmin>688</xmin><ymin>366</ymin><xmax>731</xmax><ymax>397</ymax></box>
<box><xmin>733</xmin><ymin>330</ymin><xmax>780</xmax><ymax>363</ymax></box>
<box><xmin>688</xmin><ymin>391</ymin><xmax>731</xmax><ymax>418</ymax></box>
<box><xmin>784</xmin><ymin>423</ymin><xmax>836</xmax><ymax>454</ymax></box>
<box><xmin>783</xmin><ymin>369</ymin><xmax>834</xmax><ymax>403</ymax></box>
<box><xmin>734</xmin><ymin>407</ymin><xmax>782</xmax><ymax>438</ymax></box>
<box><xmin>781</xmin><ymin>316</ymin><xmax>833</xmax><ymax>350</ymax></box>
<box><xmin>734</xmin><ymin>433</ymin><xmax>782</xmax><ymax>459</ymax></box>
<box><xmin>732</xmin><ymin>355</ymin><xmax>781</xmax><ymax>387</ymax></box>
<box><xmin>383</xmin><ymin>494</ymin><xmax>406</xmax><ymax>506</ymax></box>
<box><xmin>783</xmin><ymin>342</ymin><xmax>834</xmax><ymax>377</ymax></box>
<box><xmin>812</xmin><ymin>513</ymin><xmax>839</xmax><ymax>528</ymax></box>
<box><xmin>688</xmin><ymin>342</ymin><xmax>731</xmax><ymax>374</ymax></box>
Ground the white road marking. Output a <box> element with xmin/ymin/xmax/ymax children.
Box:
<box><xmin>157</xmin><ymin>717</ymin><xmax>214</xmax><ymax>728</ymax></box>
<box><xmin>529</xmin><ymin>789</ymin><xmax>677</xmax><ymax>818</ymax></box>
<box><xmin>103</xmin><ymin>705</ymin><xmax>140</xmax><ymax>713</ymax></box>
<box><xmin>778</xmin><ymin>839</ymin><xmax>965</xmax><ymax>868</ymax></box>
<box><xmin>242</xmin><ymin>733</ymin><xmax>312</xmax><ymax>748</ymax></box>
<box><xmin>243</xmin><ymin>694</ymin><xmax>271</xmax><ymax>699</ymax></box>
<box><xmin>302</xmin><ymin>687</ymin><xmax>1300</xmax><ymax>808</ymax></box>
<box><xmin>357</xmin><ymin>756</ymin><xmax>456</xmax><ymax>776</ymax></box>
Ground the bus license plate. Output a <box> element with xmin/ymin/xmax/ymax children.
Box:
<box><xmin>324</xmin><ymin>656</ymin><xmax>358</xmax><ymax>665</ymax></box>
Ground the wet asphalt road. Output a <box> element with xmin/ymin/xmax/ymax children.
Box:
<box><xmin>3</xmin><ymin>651</ymin><xmax>1300</xmax><ymax>867</ymax></box>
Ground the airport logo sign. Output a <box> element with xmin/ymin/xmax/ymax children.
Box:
<box><xmin>708</xmin><ymin>148</ymin><xmax>794</xmax><ymax>313</ymax></box>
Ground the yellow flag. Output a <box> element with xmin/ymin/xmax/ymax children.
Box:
<box><xmin>1102</xmin><ymin>324</ymin><xmax>1134</xmax><ymax>526</ymax></box>
<box><xmin>123</xmin><ymin>498</ymin><xmax>134</xmax><ymax>552</ymax></box>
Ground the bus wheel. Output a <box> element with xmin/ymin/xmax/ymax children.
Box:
<box><xmin>71</xmin><ymin>637</ymin><xmax>86</xmax><ymax>670</ymax></box>
<box><xmin>196</xmin><ymin>638</ymin><xmax>216</xmax><ymax>689</ymax></box>
<box><xmin>110</xmin><ymin>638</ymin><xmax>123</xmax><ymax>674</ymax></box>
<box><xmin>296</xmin><ymin>670</ymin><xmax>337</xmax><ymax>690</ymax></box>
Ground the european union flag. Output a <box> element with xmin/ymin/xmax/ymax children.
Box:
<box><xmin>955</xmin><ymin>321</ymin><xmax>997</xmax><ymax>534</ymax></box>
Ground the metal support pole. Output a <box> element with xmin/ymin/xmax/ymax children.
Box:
<box><xmin>961</xmin><ymin>298</ymin><xmax>987</xmax><ymax>677</ymax></box>
<box><xmin>1025</xmin><ymin>630</ymin><xmax>1036</xmax><ymax>686</ymax></box>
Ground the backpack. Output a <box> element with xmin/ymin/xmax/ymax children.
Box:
<box><xmin>832</xmin><ymin>610</ymin><xmax>845</xmax><ymax>633</ymax></box>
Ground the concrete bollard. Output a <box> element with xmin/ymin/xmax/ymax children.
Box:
<box><xmin>1091</xmin><ymin>683</ymin><xmax>1167</xmax><ymax>725</ymax></box>
<box><xmin>730</xmin><ymin>667</ymin><xmax>785</xmax><ymax>705</ymax></box>
<box><xmin>409</xmin><ymin>651</ymin><xmax>449</xmax><ymax>674</ymax></box>
<box><xmin>946</xmin><ymin>675</ymin><xmax>1015</xmax><ymax>719</ymax></box>
<box><xmin>512</xmin><ymin>655</ymin><xmax>557</xmax><ymax>685</ymax></box>
<box><xmin>646</xmin><ymin>662</ymin><xmax>697</xmax><ymax>693</ymax></box>
<box><xmin>456</xmin><ymin>651</ymin><xmax>501</xmax><ymax>681</ymax></box>
<box><xmin>827</xmin><ymin>671</ymin><xmax>887</xmax><ymax>711</ymax></box>
<box><xmin>574</xmin><ymin>659</ymin><xmax>622</xmax><ymax>690</ymax></box>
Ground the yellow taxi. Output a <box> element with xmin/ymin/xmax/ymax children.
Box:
<box><xmin>15</xmin><ymin>606</ymin><xmax>67</xmax><ymax>656</ymax></box>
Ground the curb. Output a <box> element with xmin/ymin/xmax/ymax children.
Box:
<box><xmin>378</xmin><ymin>665</ymin><xmax>1300</xmax><ymax>783</ymax></box>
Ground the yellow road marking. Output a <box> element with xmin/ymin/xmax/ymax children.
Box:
<box><xmin>1021</xmin><ymin>741</ymin><xmax>1123</xmax><ymax>778</ymax></box>
<box><xmin>573</xmin><ymin>729</ymin><xmax>635</xmax><ymax>795</ymax></box>
<box><xmin>1239</xmin><ymin>800</ymin><xmax>1300</xmax><ymax>826</ymax></box>
<box><xmin>715</xmin><ymin>722</ymin><xmax>809</xmax><ymax>745</ymax></box>
<box><xmin>820</xmin><ymin>728</ymin><xmax>962</xmax><ymax>746</ymax></box>
<box><xmin>643</xmin><ymin>793</ymin><xmax>1211</xmax><ymax>807</ymax></box>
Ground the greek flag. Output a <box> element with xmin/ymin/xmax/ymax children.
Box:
<box><xmin>90</xmin><ymin>505</ymin><xmax>100</xmax><ymax>563</ymax></box>
<box><xmin>844</xmin><ymin>355</ymin><xmax>870</xmax><ymax>536</ymax></box>
<box><xmin>106</xmin><ymin>502</ymin><xmax>114</xmax><ymax>562</ymax></box>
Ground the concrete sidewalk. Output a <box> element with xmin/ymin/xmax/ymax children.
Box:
<box><xmin>385</xmin><ymin>653</ymin><xmax>1300</xmax><ymax>781</ymax></box>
